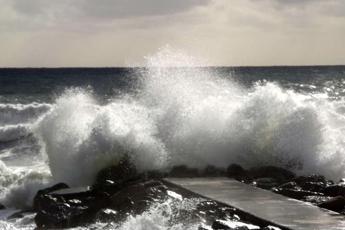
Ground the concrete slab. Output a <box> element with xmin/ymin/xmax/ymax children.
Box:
<box><xmin>164</xmin><ymin>177</ymin><xmax>345</xmax><ymax>230</ymax></box>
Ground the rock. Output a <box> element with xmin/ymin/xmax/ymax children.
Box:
<box><xmin>273</xmin><ymin>188</ymin><xmax>322</xmax><ymax>200</ymax></box>
<box><xmin>34</xmin><ymin>187</ymin><xmax>110</xmax><ymax>228</ymax></box>
<box><xmin>323</xmin><ymin>185</ymin><xmax>345</xmax><ymax>197</ymax></box>
<box><xmin>263</xmin><ymin>226</ymin><xmax>282</xmax><ymax>230</ymax></box>
<box><xmin>294</xmin><ymin>175</ymin><xmax>328</xmax><ymax>185</ymax></box>
<box><xmin>248</xmin><ymin>166</ymin><xmax>295</xmax><ymax>183</ymax></box>
<box><xmin>94</xmin><ymin>208</ymin><xmax>120</xmax><ymax>223</ymax></box>
<box><xmin>169</xmin><ymin>165</ymin><xmax>200</xmax><ymax>178</ymax></box>
<box><xmin>227</xmin><ymin>164</ymin><xmax>246</xmax><ymax>178</ymax></box>
<box><xmin>276</xmin><ymin>182</ymin><xmax>300</xmax><ymax>190</ymax></box>
<box><xmin>293</xmin><ymin>175</ymin><xmax>333</xmax><ymax>194</ymax></box>
<box><xmin>108</xmin><ymin>180</ymin><xmax>167</xmax><ymax>217</ymax></box>
<box><xmin>33</xmin><ymin>183</ymin><xmax>69</xmax><ymax>210</ymax></box>
<box><xmin>212</xmin><ymin>219</ymin><xmax>260</xmax><ymax>230</ymax></box>
<box><xmin>0</xmin><ymin>203</ymin><xmax>5</xmax><ymax>210</ymax></box>
<box><xmin>202</xmin><ymin>165</ymin><xmax>225</xmax><ymax>177</ymax></box>
<box><xmin>34</xmin><ymin>180</ymin><xmax>167</xmax><ymax>228</ymax></box>
<box><xmin>305</xmin><ymin>196</ymin><xmax>333</xmax><ymax>205</ymax></box>
<box><xmin>93</xmin><ymin>155</ymin><xmax>138</xmax><ymax>189</ymax></box>
<box><xmin>318</xmin><ymin>196</ymin><xmax>345</xmax><ymax>212</ymax></box>
<box><xmin>253</xmin><ymin>178</ymin><xmax>279</xmax><ymax>190</ymax></box>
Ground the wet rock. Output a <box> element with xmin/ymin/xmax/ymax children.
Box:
<box><xmin>108</xmin><ymin>180</ymin><xmax>167</xmax><ymax>217</ymax></box>
<box><xmin>93</xmin><ymin>155</ymin><xmax>138</xmax><ymax>189</ymax></box>
<box><xmin>248</xmin><ymin>166</ymin><xmax>295</xmax><ymax>183</ymax></box>
<box><xmin>318</xmin><ymin>196</ymin><xmax>345</xmax><ymax>212</ymax></box>
<box><xmin>34</xmin><ymin>180</ymin><xmax>167</xmax><ymax>229</ymax></box>
<box><xmin>323</xmin><ymin>185</ymin><xmax>345</xmax><ymax>197</ymax></box>
<box><xmin>0</xmin><ymin>203</ymin><xmax>5</xmax><ymax>210</ymax></box>
<box><xmin>253</xmin><ymin>178</ymin><xmax>279</xmax><ymax>190</ymax></box>
<box><xmin>212</xmin><ymin>219</ymin><xmax>260</xmax><ymax>230</ymax></box>
<box><xmin>276</xmin><ymin>182</ymin><xmax>300</xmax><ymax>190</ymax></box>
<box><xmin>33</xmin><ymin>183</ymin><xmax>69</xmax><ymax>210</ymax></box>
<box><xmin>263</xmin><ymin>226</ymin><xmax>282</xmax><ymax>230</ymax></box>
<box><xmin>273</xmin><ymin>188</ymin><xmax>322</xmax><ymax>200</ymax></box>
<box><xmin>34</xmin><ymin>186</ymin><xmax>110</xmax><ymax>228</ymax></box>
<box><xmin>294</xmin><ymin>175</ymin><xmax>328</xmax><ymax>185</ymax></box>
<box><xmin>94</xmin><ymin>208</ymin><xmax>120</xmax><ymax>223</ymax></box>
<box><xmin>292</xmin><ymin>175</ymin><xmax>334</xmax><ymax>194</ymax></box>
<box><xmin>169</xmin><ymin>165</ymin><xmax>200</xmax><ymax>178</ymax></box>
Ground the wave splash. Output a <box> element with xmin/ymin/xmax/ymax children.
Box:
<box><xmin>35</xmin><ymin>48</ymin><xmax>345</xmax><ymax>186</ymax></box>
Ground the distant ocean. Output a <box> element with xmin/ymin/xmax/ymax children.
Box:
<box><xmin>1</xmin><ymin>65</ymin><xmax>345</xmax><ymax>229</ymax></box>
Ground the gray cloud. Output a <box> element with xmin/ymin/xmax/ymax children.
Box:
<box><xmin>8</xmin><ymin>0</ymin><xmax>210</xmax><ymax>19</ymax></box>
<box><xmin>78</xmin><ymin>0</ymin><xmax>210</xmax><ymax>18</ymax></box>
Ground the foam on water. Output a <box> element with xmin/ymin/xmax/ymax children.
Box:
<box><xmin>31</xmin><ymin>48</ymin><xmax>345</xmax><ymax>188</ymax></box>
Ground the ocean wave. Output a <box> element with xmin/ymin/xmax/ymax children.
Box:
<box><xmin>0</xmin><ymin>103</ymin><xmax>52</xmax><ymax>126</ymax></box>
<box><xmin>0</xmin><ymin>125</ymin><xmax>32</xmax><ymax>143</ymax></box>
<box><xmin>33</xmin><ymin>48</ymin><xmax>345</xmax><ymax>187</ymax></box>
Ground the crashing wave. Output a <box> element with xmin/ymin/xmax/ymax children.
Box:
<box><xmin>33</xmin><ymin>48</ymin><xmax>345</xmax><ymax>187</ymax></box>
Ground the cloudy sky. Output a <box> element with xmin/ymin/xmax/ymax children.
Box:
<box><xmin>0</xmin><ymin>0</ymin><xmax>344</xmax><ymax>67</ymax></box>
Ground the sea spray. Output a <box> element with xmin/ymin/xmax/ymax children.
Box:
<box><xmin>33</xmin><ymin>48</ymin><xmax>345</xmax><ymax>188</ymax></box>
<box><xmin>35</xmin><ymin>88</ymin><xmax>168</xmax><ymax>186</ymax></box>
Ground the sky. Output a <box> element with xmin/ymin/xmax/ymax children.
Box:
<box><xmin>0</xmin><ymin>0</ymin><xmax>344</xmax><ymax>67</ymax></box>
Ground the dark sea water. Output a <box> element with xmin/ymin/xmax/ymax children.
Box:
<box><xmin>1</xmin><ymin>66</ymin><xmax>345</xmax><ymax>103</ymax></box>
<box><xmin>1</xmin><ymin>65</ymin><xmax>345</xmax><ymax>229</ymax></box>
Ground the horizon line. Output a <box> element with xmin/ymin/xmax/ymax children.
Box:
<box><xmin>1</xmin><ymin>64</ymin><xmax>345</xmax><ymax>69</ymax></box>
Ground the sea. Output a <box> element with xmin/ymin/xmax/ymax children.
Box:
<box><xmin>1</xmin><ymin>51</ymin><xmax>345</xmax><ymax>229</ymax></box>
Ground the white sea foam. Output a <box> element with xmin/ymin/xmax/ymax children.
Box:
<box><xmin>32</xmin><ymin>48</ymin><xmax>345</xmax><ymax>189</ymax></box>
<box><xmin>0</xmin><ymin>161</ymin><xmax>51</xmax><ymax>209</ymax></box>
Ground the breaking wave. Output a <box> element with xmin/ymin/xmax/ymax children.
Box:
<box><xmin>0</xmin><ymin>103</ymin><xmax>51</xmax><ymax>126</ymax></box>
<box><xmin>31</xmin><ymin>48</ymin><xmax>345</xmax><ymax>187</ymax></box>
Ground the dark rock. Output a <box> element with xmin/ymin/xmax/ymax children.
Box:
<box><xmin>34</xmin><ymin>187</ymin><xmax>110</xmax><ymax>228</ymax></box>
<box><xmin>169</xmin><ymin>165</ymin><xmax>200</xmax><ymax>178</ymax></box>
<box><xmin>108</xmin><ymin>180</ymin><xmax>167</xmax><ymax>217</ymax></box>
<box><xmin>318</xmin><ymin>196</ymin><xmax>345</xmax><ymax>212</ymax></box>
<box><xmin>273</xmin><ymin>188</ymin><xmax>322</xmax><ymax>200</ymax></box>
<box><xmin>34</xmin><ymin>180</ymin><xmax>167</xmax><ymax>229</ymax></box>
<box><xmin>212</xmin><ymin>219</ymin><xmax>233</xmax><ymax>229</ymax></box>
<box><xmin>294</xmin><ymin>175</ymin><xmax>328</xmax><ymax>185</ymax></box>
<box><xmin>226</xmin><ymin>164</ymin><xmax>246</xmax><ymax>178</ymax></box>
<box><xmin>93</xmin><ymin>155</ymin><xmax>138</xmax><ymax>189</ymax></box>
<box><xmin>202</xmin><ymin>165</ymin><xmax>225</xmax><ymax>177</ymax></box>
<box><xmin>253</xmin><ymin>178</ymin><xmax>279</xmax><ymax>190</ymax></box>
<box><xmin>212</xmin><ymin>219</ymin><xmax>258</xmax><ymax>229</ymax></box>
<box><xmin>248</xmin><ymin>166</ymin><xmax>295</xmax><ymax>183</ymax></box>
<box><xmin>33</xmin><ymin>183</ymin><xmax>69</xmax><ymax>210</ymax></box>
<box><xmin>276</xmin><ymin>182</ymin><xmax>300</xmax><ymax>190</ymax></box>
<box><xmin>323</xmin><ymin>185</ymin><xmax>345</xmax><ymax>197</ymax></box>
<box><xmin>292</xmin><ymin>175</ymin><xmax>333</xmax><ymax>194</ymax></box>
<box><xmin>0</xmin><ymin>203</ymin><xmax>5</xmax><ymax>210</ymax></box>
<box><xmin>94</xmin><ymin>208</ymin><xmax>120</xmax><ymax>223</ymax></box>
<box><xmin>299</xmin><ymin>181</ymin><xmax>327</xmax><ymax>193</ymax></box>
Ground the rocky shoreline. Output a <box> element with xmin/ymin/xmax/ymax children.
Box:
<box><xmin>3</xmin><ymin>158</ymin><xmax>345</xmax><ymax>229</ymax></box>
